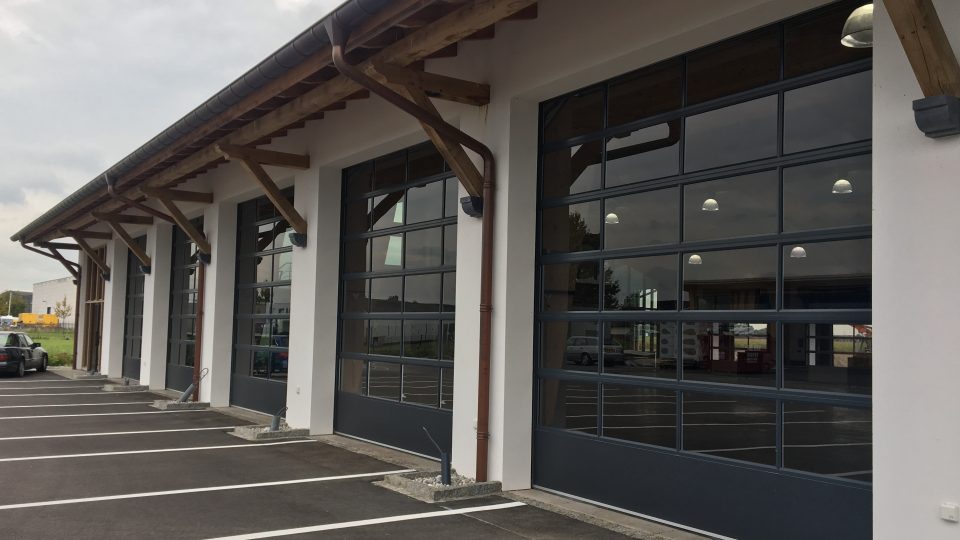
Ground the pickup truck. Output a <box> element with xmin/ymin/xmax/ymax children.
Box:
<box><xmin>0</xmin><ymin>332</ymin><xmax>48</xmax><ymax>377</ymax></box>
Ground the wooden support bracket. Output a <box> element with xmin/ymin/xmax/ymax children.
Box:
<box><xmin>38</xmin><ymin>242</ymin><xmax>80</xmax><ymax>251</ymax></box>
<box><xmin>47</xmin><ymin>246</ymin><xmax>80</xmax><ymax>280</ymax></box>
<box><xmin>65</xmin><ymin>234</ymin><xmax>110</xmax><ymax>280</ymax></box>
<box><xmin>91</xmin><ymin>212</ymin><xmax>154</xmax><ymax>225</ymax></box>
<box><xmin>99</xmin><ymin>218</ymin><xmax>152</xmax><ymax>272</ymax></box>
<box><xmin>141</xmin><ymin>187</ymin><xmax>212</xmax><ymax>255</ymax></box>
<box><xmin>216</xmin><ymin>144</ymin><xmax>310</xmax><ymax>170</ymax></box>
<box><xmin>886</xmin><ymin>0</ymin><xmax>960</xmax><ymax>97</ymax></box>
<box><xmin>60</xmin><ymin>229</ymin><xmax>112</xmax><ymax>240</ymax></box>
<box><xmin>371</xmin><ymin>61</ymin><xmax>490</xmax><ymax>106</ymax></box>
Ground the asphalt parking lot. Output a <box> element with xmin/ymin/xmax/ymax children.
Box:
<box><xmin>0</xmin><ymin>370</ymin><xmax>629</xmax><ymax>539</ymax></box>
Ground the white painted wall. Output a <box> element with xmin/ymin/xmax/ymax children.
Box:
<box><xmin>99</xmin><ymin>237</ymin><xmax>128</xmax><ymax>378</ymax></box>
<box><xmin>141</xmin><ymin>223</ymin><xmax>172</xmax><ymax>388</ymax></box>
<box><xmin>31</xmin><ymin>277</ymin><xmax>76</xmax><ymax>325</ymax></box>
<box><xmin>200</xmin><ymin>200</ymin><xmax>237</xmax><ymax>406</ymax></box>
<box><xmin>873</xmin><ymin>1</ymin><xmax>960</xmax><ymax>538</ymax></box>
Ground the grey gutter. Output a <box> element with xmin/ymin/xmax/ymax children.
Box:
<box><xmin>12</xmin><ymin>0</ymin><xmax>390</xmax><ymax>242</ymax></box>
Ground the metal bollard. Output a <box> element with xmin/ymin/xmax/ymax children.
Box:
<box><xmin>177</xmin><ymin>367</ymin><xmax>209</xmax><ymax>403</ymax></box>
<box><xmin>423</xmin><ymin>427</ymin><xmax>451</xmax><ymax>485</ymax></box>
<box><xmin>270</xmin><ymin>406</ymin><xmax>289</xmax><ymax>432</ymax></box>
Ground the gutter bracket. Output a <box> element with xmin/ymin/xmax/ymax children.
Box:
<box><xmin>913</xmin><ymin>95</ymin><xmax>960</xmax><ymax>138</ymax></box>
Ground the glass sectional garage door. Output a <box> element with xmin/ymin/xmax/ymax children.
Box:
<box><xmin>336</xmin><ymin>143</ymin><xmax>457</xmax><ymax>458</ymax></box>
<box><xmin>533</xmin><ymin>3</ymin><xmax>872</xmax><ymax>539</ymax></box>
<box><xmin>121</xmin><ymin>236</ymin><xmax>146</xmax><ymax>380</ymax></box>
<box><xmin>166</xmin><ymin>219</ymin><xmax>202</xmax><ymax>392</ymax></box>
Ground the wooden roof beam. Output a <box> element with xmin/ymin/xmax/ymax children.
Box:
<box><xmin>886</xmin><ymin>0</ymin><xmax>960</xmax><ymax>97</ymax></box>
<box><xmin>91</xmin><ymin>212</ymin><xmax>153</xmax><ymax>225</ymax></box>
<box><xmin>215</xmin><ymin>144</ymin><xmax>310</xmax><ymax>170</ymax></box>
<box><xmin>60</xmin><ymin>229</ymin><xmax>111</xmax><ymax>240</ymax></box>
<box><xmin>140</xmin><ymin>187</ymin><xmax>211</xmax><ymax>256</ymax></box>
<box><xmin>96</xmin><ymin>216</ymin><xmax>152</xmax><ymax>272</ymax></box>
<box><xmin>371</xmin><ymin>60</ymin><xmax>490</xmax><ymax>106</ymax></box>
<box><xmin>65</xmin><ymin>234</ymin><xmax>110</xmax><ymax>280</ymax></box>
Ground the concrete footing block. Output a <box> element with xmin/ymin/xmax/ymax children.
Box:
<box><xmin>150</xmin><ymin>400</ymin><xmax>210</xmax><ymax>410</ymax></box>
<box><xmin>378</xmin><ymin>472</ymin><xmax>502</xmax><ymax>503</ymax></box>
<box><xmin>102</xmin><ymin>384</ymin><xmax>149</xmax><ymax>392</ymax></box>
<box><xmin>230</xmin><ymin>424</ymin><xmax>310</xmax><ymax>441</ymax></box>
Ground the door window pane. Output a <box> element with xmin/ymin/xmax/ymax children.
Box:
<box><xmin>273</xmin><ymin>252</ymin><xmax>292</xmax><ymax>281</ymax></box>
<box><xmin>370</xmin><ymin>277</ymin><xmax>402</xmax><ymax>313</ymax></box>
<box><xmin>603</xmin><ymin>188</ymin><xmax>679</xmax><ymax>249</ymax></box>
<box><xmin>683</xmin><ymin>392</ymin><xmax>776</xmax><ymax>466</ymax></box>
<box><xmin>441</xmin><ymin>320</ymin><xmax>455</xmax><ymax>361</ymax></box>
<box><xmin>542</xmin><ymin>141</ymin><xmax>602</xmax><ymax>198</ymax></box>
<box><xmin>541</xmin><ymin>201</ymin><xmax>601</xmax><ymax>253</ymax></box>
<box><xmin>368</xmin><ymin>361</ymin><xmax>401</xmax><ymax>401</ymax></box>
<box><xmin>783</xmin><ymin>155</ymin><xmax>872</xmax><ymax>232</ymax></box>
<box><xmin>543</xmin><ymin>261</ymin><xmax>600</xmax><ymax>312</ymax></box>
<box><xmin>784</xmin><ymin>323</ymin><xmax>872</xmax><ymax>395</ymax></box>
<box><xmin>683</xmin><ymin>171</ymin><xmax>778</xmax><ymax>242</ymax></box>
<box><xmin>602</xmin><ymin>385</ymin><xmax>676</xmax><ymax>448</ymax></box>
<box><xmin>443</xmin><ymin>225</ymin><xmax>457</xmax><ymax>266</ymax></box>
<box><xmin>343</xmin><ymin>239</ymin><xmax>369</xmax><ymax>274</ymax></box>
<box><xmin>445</xmin><ymin>178</ymin><xmax>459</xmax><ymax>218</ymax></box>
<box><xmin>604</xmin><ymin>122</ymin><xmax>680</xmax><ymax>188</ymax></box>
<box><xmin>371</xmin><ymin>235</ymin><xmax>403</xmax><ymax>271</ymax></box>
<box><xmin>402</xmin><ymin>365</ymin><xmax>440</xmax><ymax>407</ymax></box>
<box><xmin>784</xmin><ymin>71</ymin><xmax>871</xmax><ymax>154</ymax></box>
<box><xmin>681</xmin><ymin>322</ymin><xmax>776</xmax><ymax>387</ymax></box>
<box><xmin>373</xmin><ymin>153</ymin><xmax>405</xmax><ymax>190</ymax></box>
<box><xmin>406</xmin><ymin>181</ymin><xmax>444</xmax><ymax>224</ymax></box>
<box><xmin>542</xmin><ymin>88</ymin><xmax>604</xmax><ymax>142</ymax></box>
<box><xmin>345</xmin><ymin>162</ymin><xmax>372</xmax><ymax>198</ymax></box>
<box><xmin>372</xmin><ymin>191</ymin><xmax>405</xmax><ymax>230</ymax></box>
<box><xmin>604</xmin><ymin>255</ymin><xmax>678</xmax><ymax>311</ymax></box>
<box><xmin>340</xmin><ymin>358</ymin><xmax>367</xmax><ymax>395</ymax></box>
<box><xmin>541</xmin><ymin>320</ymin><xmax>599</xmax><ymax>372</ymax></box>
<box><xmin>403</xmin><ymin>320</ymin><xmax>439</xmax><ymax>359</ymax></box>
<box><xmin>607</xmin><ymin>58</ymin><xmax>682</xmax><ymax>127</ymax></box>
<box><xmin>406</xmin><ymin>228</ymin><xmax>443</xmax><ymax>269</ymax></box>
<box><xmin>603</xmin><ymin>321</ymin><xmax>678</xmax><ymax>379</ymax></box>
<box><xmin>541</xmin><ymin>378</ymin><xmax>597</xmax><ymax>435</ymax></box>
<box><xmin>369</xmin><ymin>320</ymin><xmax>401</xmax><ymax>356</ymax></box>
<box><xmin>442</xmin><ymin>273</ymin><xmax>456</xmax><ymax>312</ymax></box>
<box><xmin>407</xmin><ymin>143</ymin><xmax>444</xmax><ymax>181</ymax></box>
<box><xmin>271</xmin><ymin>286</ymin><xmax>291</xmax><ymax>315</ymax></box>
<box><xmin>441</xmin><ymin>368</ymin><xmax>454</xmax><ymax>410</ymax></box>
<box><xmin>342</xmin><ymin>279</ymin><xmax>368</xmax><ymax>313</ymax></box>
<box><xmin>686</xmin><ymin>27</ymin><xmax>781</xmax><ymax>105</ymax></box>
<box><xmin>783</xmin><ymin>0</ymin><xmax>872</xmax><ymax>78</ymax></box>
<box><xmin>783</xmin><ymin>239</ymin><xmax>871</xmax><ymax>309</ymax></box>
<box><xmin>403</xmin><ymin>274</ymin><xmax>441</xmax><ymax>312</ymax></box>
<box><xmin>684</xmin><ymin>247</ymin><xmax>777</xmax><ymax>310</ymax></box>
<box><xmin>783</xmin><ymin>402</ymin><xmax>871</xmax><ymax>481</ymax></box>
<box><xmin>684</xmin><ymin>95</ymin><xmax>778</xmax><ymax>172</ymax></box>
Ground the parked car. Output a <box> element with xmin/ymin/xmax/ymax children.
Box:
<box><xmin>565</xmin><ymin>336</ymin><xmax>624</xmax><ymax>366</ymax></box>
<box><xmin>0</xmin><ymin>332</ymin><xmax>47</xmax><ymax>377</ymax></box>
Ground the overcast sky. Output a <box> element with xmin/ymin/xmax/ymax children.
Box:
<box><xmin>0</xmin><ymin>0</ymin><xmax>342</xmax><ymax>291</ymax></box>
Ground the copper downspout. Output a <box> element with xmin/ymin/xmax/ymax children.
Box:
<box><xmin>72</xmin><ymin>269</ymin><xmax>81</xmax><ymax>370</ymax></box>
<box><xmin>325</xmin><ymin>21</ymin><xmax>496</xmax><ymax>481</ymax></box>
<box><xmin>192</xmin><ymin>259</ymin><xmax>206</xmax><ymax>402</ymax></box>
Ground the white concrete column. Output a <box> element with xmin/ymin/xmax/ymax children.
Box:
<box><xmin>873</xmin><ymin>2</ymin><xmax>960</xmax><ymax>538</ymax></box>
<box><xmin>99</xmin><ymin>238</ymin><xmax>128</xmax><ymax>378</ymax></box>
<box><xmin>200</xmin><ymin>203</ymin><xmax>237</xmax><ymax>406</ymax></box>
<box><xmin>141</xmin><ymin>223</ymin><xmax>172</xmax><ymax>389</ymax></box>
<box><xmin>285</xmin><ymin>167</ymin><xmax>342</xmax><ymax>433</ymax></box>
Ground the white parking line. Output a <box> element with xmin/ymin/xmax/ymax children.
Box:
<box><xmin>0</xmin><ymin>401</ymin><xmax>151</xmax><ymax>409</ymax></box>
<box><xmin>0</xmin><ymin>379</ymin><xmax>99</xmax><ymax>384</ymax></box>
<box><xmin>0</xmin><ymin>391</ymin><xmax>147</xmax><ymax>397</ymax></box>
<box><xmin>0</xmin><ymin>410</ymin><xmax>206</xmax><ymax>420</ymax></box>
<box><xmin>0</xmin><ymin>425</ymin><xmax>246</xmax><ymax>441</ymax></box>
<box><xmin>205</xmin><ymin>501</ymin><xmax>527</xmax><ymax>539</ymax></box>
<box><xmin>0</xmin><ymin>386</ymin><xmax>113</xmax><ymax>390</ymax></box>
<box><xmin>0</xmin><ymin>469</ymin><xmax>416</xmax><ymax>510</ymax></box>
<box><xmin>0</xmin><ymin>439</ymin><xmax>315</xmax><ymax>462</ymax></box>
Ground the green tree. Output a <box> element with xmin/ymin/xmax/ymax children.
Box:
<box><xmin>54</xmin><ymin>296</ymin><xmax>72</xmax><ymax>330</ymax></box>
<box><xmin>0</xmin><ymin>291</ymin><xmax>29</xmax><ymax>318</ymax></box>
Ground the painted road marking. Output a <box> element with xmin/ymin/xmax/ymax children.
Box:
<box><xmin>0</xmin><ymin>386</ymin><xmax>115</xmax><ymax>390</ymax></box>
<box><xmin>0</xmin><ymin>391</ymin><xmax>148</xmax><ymax>397</ymax></box>
<box><xmin>0</xmin><ymin>469</ymin><xmax>416</xmax><ymax>510</ymax></box>
<box><xmin>0</xmin><ymin>410</ymin><xmax>207</xmax><ymax>420</ymax></box>
<box><xmin>0</xmin><ymin>439</ymin><xmax>316</xmax><ymax>462</ymax></box>
<box><xmin>0</xmin><ymin>379</ymin><xmax>101</xmax><ymax>384</ymax></box>
<box><xmin>205</xmin><ymin>501</ymin><xmax>528</xmax><ymax>539</ymax></box>
<box><xmin>0</xmin><ymin>402</ymin><xmax>151</xmax><ymax>409</ymax></box>
<box><xmin>0</xmin><ymin>426</ymin><xmax>246</xmax><ymax>441</ymax></box>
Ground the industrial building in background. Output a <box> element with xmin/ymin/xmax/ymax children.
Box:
<box><xmin>32</xmin><ymin>276</ymin><xmax>77</xmax><ymax>328</ymax></box>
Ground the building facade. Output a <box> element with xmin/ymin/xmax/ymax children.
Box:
<box><xmin>11</xmin><ymin>1</ymin><xmax>960</xmax><ymax>539</ymax></box>
<box><xmin>33</xmin><ymin>277</ymin><xmax>77</xmax><ymax>325</ymax></box>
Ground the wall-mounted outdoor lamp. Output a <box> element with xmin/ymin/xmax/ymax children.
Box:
<box><xmin>789</xmin><ymin>246</ymin><xmax>807</xmax><ymax>259</ymax></box>
<box><xmin>701</xmin><ymin>198</ymin><xmax>719</xmax><ymax>212</ymax></box>
<box><xmin>604</xmin><ymin>212</ymin><xmax>620</xmax><ymax>224</ymax></box>
<box><xmin>688</xmin><ymin>254</ymin><xmax>703</xmax><ymax>265</ymax></box>
<box><xmin>841</xmin><ymin>4</ymin><xmax>874</xmax><ymax>48</ymax></box>
<box><xmin>832</xmin><ymin>179</ymin><xmax>854</xmax><ymax>194</ymax></box>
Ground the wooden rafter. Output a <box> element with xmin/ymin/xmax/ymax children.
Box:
<box><xmin>141</xmin><ymin>187</ymin><xmax>211</xmax><ymax>254</ymax></box>
<box><xmin>67</xmin><ymin>234</ymin><xmax>110</xmax><ymax>279</ymax></box>
<box><xmin>885</xmin><ymin>0</ymin><xmax>960</xmax><ymax>97</ymax></box>
<box><xmin>371</xmin><ymin>61</ymin><xmax>490</xmax><ymax>106</ymax></box>
<box><xmin>47</xmin><ymin>246</ymin><xmax>80</xmax><ymax>279</ymax></box>
<box><xmin>96</xmin><ymin>216</ymin><xmax>151</xmax><ymax>271</ymax></box>
<box><xmin>38</xmin><ymin>242</ymin><xmax>80</xmax><ymax>250</ymax></box>
<box><xmin>216</xmin><ymin>144</ymin><xmax>310</xmax><ymax>170</ymax></box>
<box><xmin>61</xmin><ymin>229</ymin><xmax>111</xmax><ymax>240</ymax></box>
<box><xmin>90</xmin><ymin>212</ymin><xmax>153</xmax><ymax>225</ymax></box>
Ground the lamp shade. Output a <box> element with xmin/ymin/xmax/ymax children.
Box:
<box><xmin>701</xmin><ymin>198</ymin><xmax>719</xmax><ymax>212</ymax></box>
<box><xmin>688</xmin><ymin>254</ymin><xmax>703</xmax><ymax>265</ymax></box>
<box><xmin>832</xmin><ymin>178</ymin><xmax>853</xmax><ymax>194</ymax></box>
<box><xmin>841</xmin><ymin>4</ymin><xmax>873</xmax><ymax>48</ymax></box>
<box><xmin>789</xmin><ymin>246</ymin><xmax>807</xmax><ymax>259</ymax></box>
<box><xmin>605</xmin><ymin>212</ymin><xmax>620</xmax><ymax>224</ymax></box>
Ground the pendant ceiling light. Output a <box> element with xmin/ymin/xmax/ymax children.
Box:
<box><xmin>790</xmin><ymin>246</ymin><xmax>807</xmax><ymax>259</ymax></box>
<box><xmin>688</xmin><ymin>254</ymin><xmax>703</xmax><ymax>265</ymax></box>
<box><xmin>841</xmin><ymin>4</ymin><xmax>874</xmax><ymax>48</ymax></box>
<box><xmin>832</xmin><ymin>178</ymin><xmax>853</xmax><ymax>194</ymax></box>
<box><xmin>605</xmin><ymin>212</ymin><xmax>620</xmax><ymax>224</ymax></box>
<box><xmin>701</xmin><ymin>198</ymin><xmax>719</xmax><ymax>212</ymax></box>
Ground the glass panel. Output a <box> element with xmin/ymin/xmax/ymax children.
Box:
<box><xmin>251</xmin><ymin>320</ymin><xmax>271</xmax><ymax>347</ymax></box>
<box><xmin>683</xmin><ymin>171</ymin><xmax>778</xmax><ymax>242</ymax></box>
<box><xmin>540</xmin><ymin>378</ymin><xmax>597</xmax><ymax>435</ymax></box>
<box><xmin>404</xmin><ymin>273</ymin><xmax>441</xmax><ymax>312</ymax></box>
<box><xmin>340</xmin><ymin>358</ymin><xmax>367</xmax><ymax>395</ymax></box>
<box><xmin>273</xmin><ymin>251</ymin><xmax>292</xmax><ymax>281</ymax></box>
<box><xmin>403</xmin><ymin>320</ymin><xmax>439</xmax><ymax>359</ymax></box>
<box><xmin>684</xmin><ymin>246</ymin><xmax>777</xmax><ymax>310</ymax></box>
<box><xmin>683</xmin><ymin>391</ymin><xmax>776</xmax><ymax>466</ymax></box>
<box><xmin>370</xmin><ymin>277</ymin><xmax>402</xmax><ymax>313</ymax></box>
<box><xmin>784</xmin><ymin>323</ymin><xmax>872</xmax><ymax>395</ymax></box>
<box><xmin>443</xmin><ymin>225</ymin><xmax>457</xmax><ymax>266</ymax></box>
<box><xmin>371</xmin><ymin>235</ymin><xmax>403</xmax><ymax>272</ymax></box>
<box><xmin>256</xmin><ymin>198</ymin><xmax>275</xmax><ymax>221</ymax></box>
<box><xmin>603</xmin><ymin>188</ymin><xmax>679</xmax><ymax>249</ymax></box>
<box><xmin>686</xmin><ymin>27</ymin><xmax>781</xmax><ymax>105</ymax></box>
<box><xmin>255</xmin><ymin>255</ymin><xmax>273</xmax><ymax>283</ymax></box>
<box><xmin>783</xmin><ymin>402</ymin><xmax>872</xmax><ymax>482</ymax></box>
<box><xmin>373</xmin><ymin>153</ymin><xmax>406</xmax><ymax>190</ymax></box>
<box><xmin>442</xmin><ymin>272</ymin><xmax>456</xmax><ymax>312</ymax></box>
<box><xmin>406</xmin><ymin>181</ymin><xmax>444</xmax><ymax>224</ymax></box>
<box><xmin>406</xmin><ymin>228</ymin><xmax>443</xmax><ymax>269</ymax></box>
<box><xmin>346</xmin><ymin>162</ymin><xmax>372</xmax><ymax>198</ymax></box>
<box><xmin>441</xmin><ymin>320</ymin><xmax>455</xmax><ymax>361</ymax></box>
<box><xmin>342</xmin><ymin>279</ymin><xmax>368</xmax><ymax>313</ymax></box>
<box><xmin>541</xmin><ymin>141</ymin><xmax>602</xmax><ymax>198</ymax></box>
<box><xmin>603</xmin><ymin>321</ymin><xmax>678</xmax><ymax>378</ymax></box>
<box><xmin>602</xmin><ymin>385</ymin><xmax>676</xmax><ymax>448</ymax></box>
<box><xmin>684</xmin><ymin>95</ymin><xmax>778</xmax><ymax>172</ymax></box>
<box><xmin>445</xmin><ymin>178</ymin><xmax>459</xmax><ymax>218</ymax></box>
<box><xmin>271</xmin><ymin>286</ymin><xmax>291</xmax><ymax>315</ymax></box>
<box><xmin>540</xmin><ymin>320</ymin><xmax>599</xmax><ymax>372</ymax></box>
<box><xmin>270</xmin><ymin>351</ymin><xmax>289</xmax><ymax>379</ymax></box>
<box><xmin>369</xmin><ymin>320</ymin><xmax>401</xmax><ymax>356</ymax></box>
<box><xmin>604</xmin><ymin>255</ymin><xmax>678</xmax><ymax>311</ymax></box>
<box><xmin>783</xmin><ymin>239</ymin><xmax>871</xmax><ymax>309</ymax></box>
<box><xmin>440</xmin><ymin>368</ymin><xmax>454</xmax><ymax>410</ymax></box>
<box><xmin>372</xmin><ymin>191</ymin><xmax>405</xmax><ymax>230</ymax></box>
<box><xmin>407</xmin><ymin>143</ymin><xmax>445</xmax><ymax>181</ymax></box>
<box><xmin>343</xmin><ymin>239</ymin><xmax>370</xmax><ymax>274</ymax></box>
<box><xmin>542</xmin><ymin>87</ymin><xmax>604</xmax><ymax>143</ymax></box>
<box><xmin>784</xmin><ymin>71</ymin><xmax>871</xmax><ymax>154</ymax></box>
<box><xmin>541</xmin><ymin>201</ymin><xmax>601</xmax><ymax>253</ymax></box>
<box><xmin>257</xmin><ymin>223</ymin><xmax>276</xmax><ymax>252</ymax></box>
<box><xmin>272</xmin><ymin>319</ymin><xmax>290</xmax><ymax>349</ymax></box>
<box><xmin>783</xmin><ymin>154</ymin><xmax>872</xmax><ymax>232</ymax></box>
<box><xmin>273</xmin><ymin>221</ymin><xmax>292</xmax><ymax>249</ymax></box>
<box><xmin>402</xmin><ymin>365</ymin><xmax>440</xmax><ymax>407</ymax></box>
<box><xmin>607</xmin><ymin>58</ymin><xmax>683</xmax><ymax>127</ymax></box>
<box><xmin>252</xmin><ymin>350</ymin><xmax>270</xmax><ymax>378</ymax></box>
<box><xmin>368</xmin><ymin>361</ymin><xmax>401</xmax><ymax>401</ymax></box>
<box><xmin>543</xmin><ymin>261</ymin><xmax>599</xmax><ymax>312</ymax></box>
<box><xmin>784</xmin><ymin>0</ymin><xmax>872</xmax><ymax>79</ymax></box>
<box><xmin>182</xmin><ymin>342</ymin><xmax>195</xmax><ymax>367</ymax></box>
<box><xmin>233</xmin><ymin>350</ymin><xmax>251</xmax><ymax>375</ymax></box>
<box><xmin>604</xmin><ymin>122</ymin><xmax>680</xmax><ymax>188</ymax></box>
<box><xmin>681</xmin><ymin>322</ymin><xmax>776</xmax><ymax>387</ymax></box>
<box><xmin>340</xmin><ymin>319</ymin><xmax>367</xmax><ymax>354</ymax></box>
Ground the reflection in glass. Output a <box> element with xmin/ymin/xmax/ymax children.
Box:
<box><xmin>604</xmin><ymin>256</ymin><xmax>678</xmax><ymax>311</ymax></box>
<box><xmin>440</xmin><ymin>368</ymin><xmax>454</xmax><ymax>410</ymax></box>
<box><xmin>540</xmin><ymin>378</ymin><xmax>597</xmax><ymax>435</ymax></box>
<box><xmin>270</xmin><ymin>351</ymin><xmax>288</xmax><ymax>378</ymax></box>
<box><xmin>686</xmin><ymin>27</ymin><xmax>780</xmax><ymax>105</ymax></box>
<box><xmin>603</xmin><ymin>322</ymin><xmax>678</xmax><ymax>378</ymax></box>
<box><xmin>402</xmin><ymin>365</ymin><xmax>440</xmax><ymax>407</ymax></box>
<box><xmin>543</xmin><ymin>262</ymin><xmax>599</xmax><ymax>312</ymax></box>
<box><xmin>444</xmin><ymin>225</ymin><xmax>457</xmax><ymax>266</ymax></box>
<box><xmin>406</xmin><ymin>181</ymin><xmax>444</xmax><ymax>224</ymax></box>
<box><xmin>783</xmin><ymin>155</ymin><xmax>872</xmax><ymax>232</ymax></box>
<box><xmin>683</xmin><ymin>391</ymin><xmax>776</xmax><ymax>465</ymax></box>
<box><xmin>607</xmin><ymin>58</ymin><xmax>682</xmax><ymax>127</ymax></box>
<box><xmin>442</xmin><ymin>272</ymin><xmax>456</xmax><ymax>312</ymax></box>
<box><xmin>342</xmin><ymin>279</ymin><xmax>368</xmax><ymax>313</ymax></box>
<box><xmin>683</xmin><ymin>171</ymin><xmax>778</xmax><ymax>242</ymax></box>
<box><xmin>783</xmin><ymin>0</ymin><xmax>872</xmax><ymax>78</ymax></box>
<box><xmin>340</xmin><ymin>358</ymin><xmax>367</xmax><ymax>395</ymax></box>
<box><xmin>681</xmin><ymin>323</ymin><xmax>776</xmax><ymax>387</ymax></box>
<box><xmin>403</xmin><ymin>320</ymin><xmax>439</xmax><ymax>359</ymax></box>
<box><xmin>346</xmin><ymin>162</ymin><xmax>372</xmax><ymax>198</ymax></box>
<box><xmin>784</xmin><ymin>323</ymin><xmax>872</xmax><ymax>394</ymax></box>
<box><xmin>368</xmin><ymin>361</ymin><xmax>401</xmax><ymax>401</ymax></box>
<box><xmin>255</xmin><ymin>255</ymin><xmax>272</xmax><ymax>283</ymax></box>
<box><xmin>373</xmin><ymin>153</ymin><xmax>405</xmax><ymax>190</ymax></box>
<box><xmin>273</xmin><ymin>252</ymin><xmax>292</xmax><ymax>281</ymax></box>
<box><xmin>542</xmin><ymin>88</ymin><xmax>604</xmax><ymax>143</ymax></box>
<box><xmin>407</xmin><ymin>143</ymin><xmax>444</xmax><ymax>181</ymax></box>
<box><xmin>684</xmin><ymin>95</ymin><xmax>778</xmax><ymax>172</ymax></box>
<box><xmin>370</xmin><ymin>276</ymin><xmax>402</xmax><ymax>313</ymax></box>
<box><xmin>602</xmin><ymin>385</ymin><xmax>676</xmax><ymax>448</ymax></box>
<box><xmin>542</xmin><ymin>141</ymin><xmax>602</xmax><ymax>198</ymax></box>
<box><xmin>371</xmin><ymin>235</ymin><xmax>402</xmax><ymax>271</ymax></box>
<box><xmin>783</xmin><ymin>239</ymin><xmax>871</xmax><ymax>309</ymax></box>
<box><xmin>342</xmin><ymin>239</ymin><xmax>369</xmax><ymax>274</ymax></box>
<box><xmin>445</xmin><ymin>178</ymin><xmax>458</xmax><ymax>218</ymax></box>
<box><xmin>369</xmin><ymin>320</ymin><xmax>401</xmax><ymax>356</ymax></box>
<box><xmin>344</xmin><ymin>198</ymin><xmax>370</xmax><ymax>234</ymax></box>
<box><xmin>252</xmin><ymin>350</ymin><xmax>269</xmax><ymax>378</ymax></box>
<box><xmin>604</xmin><ymin>120</ymin><xmax>681</xmax><ymax>187</ymax></box>
<box><xmin>271</xmin><ymin>286</ymin><xmax>291</xmax><ymax>315</ymax></box>
<box><xmin>372</xmin><ymin>191</ymin><xmax>405</xmax><ymax>230</ymax></box>
<box><xmin>404</xmin><ymin>274</ymin><xmax>441</xmax><ymax>312</ymax></box>
<box><xmin>784</xmin><ymin>71</ymin><xmax>871</xmax><ymax>154</ymax></box>
<box><xmin>541</xmin><ymin>201</ymin><xmax>601</xmax><ymax>253</ymax></box>
<box><xmin>406</xmin><ymin>228</ymin><xmax>443</xmax><ymax>269</ymax></box>
<box><xmin>683</xmin><ymin>247</ymin><xmax>777</xmax><ymax>310</ymax></box>
<box><xmin>441</xmin><ymin>320</ymin><xmax>455</xmax><ymax>361</ymax></box>
<box><xmin>783</xmin><ymin>402</ymin><xmax>871</xmax><ymax>481</ymax></box>
<box><xmin>603</xmin><ymin>188</ymin><xmax>679</xmax><ymax>249</ymax></box>
<box><xmin>541</xmin><ymin>320</ymin><xmax>599</xmax><ymax>372</ymax></box>
<box><xmin>341</xmin><ymin>319</ymin><xmax>367</xmax><ymax>354</ymax></box>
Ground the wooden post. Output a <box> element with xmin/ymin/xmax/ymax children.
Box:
<box><xmin>885</xmin><ymin>0</ymin><xmax>960</xmax><ymax>97</ymax></box>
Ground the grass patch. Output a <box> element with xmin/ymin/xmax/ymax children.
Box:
<box><xmin>21</xmin><ymin>327</ymin><xmax>74</xmax><ymax>366</ymax></box>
